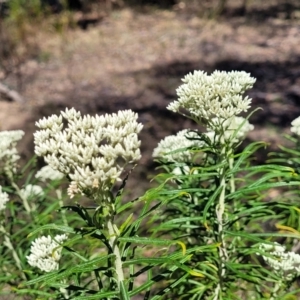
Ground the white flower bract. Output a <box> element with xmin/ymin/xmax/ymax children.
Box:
<box><xmin>167</xmin><ymin>70</ymin><xmax>256</xmax><ymax>121</ymax></box>
<box><xmin>258</xmin><ymin>242</ymin><xmax>300</xmax><ymax>281</ymax></box>
<box><xmin>0</xmin><ymin>130</ymin><xmax>24</xmax><ymax>177</ymax></box>
<box><xmin>27</xmin><ymin>234</ymin><xmax>68</xmax><ymax>272</ymax></box>
<box><xmin>291</xmin><ymin>116</ymin><xmax>300</xmax><ymax>136</ymax></box>
<box><xmin>0</xmin><ymin>186</ymin><xmax>9</xmax><ymax>211</ymax></box>
<box><xmin>34</xmin><ymin>108</ymin><xmax>143</xmax><ymax>198</ymax></box>
<box><xmin>153</xmin><ymin>129</ymin><xmax>204</xmax><ymax>163</ymax></box>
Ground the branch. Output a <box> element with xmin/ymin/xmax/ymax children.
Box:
<box><xmin>0</xmin><ymin>82</ymin><xmax>24</xmax><ymax>103</ymax></box>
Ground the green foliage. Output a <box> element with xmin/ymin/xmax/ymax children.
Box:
<box><xmin>150</xmin><ymin>135</ymin><xmax>300</xmax><ymax>299</ymax></box>
<box><xmin>1</xmin><ymin>70</ymin><xmax>300</xmax><ymax>299</ymax></box>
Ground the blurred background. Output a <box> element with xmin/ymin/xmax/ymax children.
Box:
<box><xmin>1</xmin><ymin>0</ymin><xmax>300</xmax><ymax>197</ymax></box>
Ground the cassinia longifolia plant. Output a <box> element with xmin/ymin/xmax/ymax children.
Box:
<box><xmin>1</xmin><ymin>70</ymin><xmax>300</xmax><ymax>299</ymax></box>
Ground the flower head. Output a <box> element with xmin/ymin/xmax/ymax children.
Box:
<box><xmin>167</xmin><ymin>70</ymin><xmax>256</xmax><ymax>122</ymax></box>
<box><xmin>0</xmin><ymin>186</ymin><xmax>9</xmax><ymax>211</ymax></box>
<box><xmin>153</xmin><ymin>129</ymin><xmax>204</xmax><ymax>163</ymax></box>
<box><xmin>27</xmin><ymin>234</ymin><xmax>68</xmax><ymax>272</ymax></box>
<box><xmin>291</xmin><ymin>116</ymin><xmax>300</xmax><ymax>136</ymax></box>
<box><xmin>0</xmin><ymin>130</ymin><xmax>24</xmax><ymax>177</ymax></box>
<box><xmin>35</xmin><ymin>165</ymin><xmax>64</xmax><ymax>182</ymax></box>
<box><xmin>20</xmin><ymin>184</ymin><xmax>44</xmax><ymax>200</ymax></box>
<box><xmin>34</xmin><ymin>108</ymin><xmax>143</xmax><ymax>198</ymax></box>
<box><xmin>258</xmin><ymin>242</ymin><xmax>300</xmax><ymax>281</ymax></box>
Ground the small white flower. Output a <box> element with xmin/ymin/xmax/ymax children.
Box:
<box><xmin>20</xmin><ymin>184</ymin><xmax>44</xmax><ymax>200</ymax></box>
<box><xmin>153</xmin><ymin>129</ymin><xmax>204</xmax><ymax>163</ymax></box>
<box><xmin>27</xmin><ymin>234</ymin><xmax>68</xmax><ymax>272</ymax></box>
<box><xmin>258</xmin><ymin>242</ymin><xmax>300</xmax><ymax>281</ymax></box>
<box><xmin>35</xmin><ymin>165</ymin><xmax>64</xmax><ymax>182</ymax></box>
<box><xmin>167</xmin><ymin>70</ymin><xmax>256</xmax><ymax>122</ymax></box>
<box><xmin>291</xmin><ymin>116</ymin><xmax>300</xmax><ymax>136</ymax></box>
<box><xmin>0</xmin><ymin>186</ymin><xmax>9</xmax><ymax>211</ymax></box>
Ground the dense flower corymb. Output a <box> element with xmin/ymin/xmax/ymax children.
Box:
<box><xmin>167</xmin><ymin>70</ymin><xmax>256</xmax><ymax>121</ymax></box>
<box><xmin>258</xmin><ymin>242</ymin><xmax>300</xmax><ymax>281</ymax></box>
<box><xmin>153</xmin><ymin>129</ymin><xmax>204</xmax><ymax>163</ymax></box>
<box><xmin>34</xmin><ymin>108</ymin><xmax>143</xmax><ymax>198</ymax></box>
<box><xmin>27</xmin><ymin>234</ymin><xmax>68</xmax><ymax>272</ymax></box>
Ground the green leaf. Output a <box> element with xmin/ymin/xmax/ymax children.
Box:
<box><xmin>27</xmin><ymin>224</ymin><xmax>75</xmax><ymax>237</ymax></box>
<box><xmin>73</xmin><ymin>291</ymin><xmax>119</xmax><ymax>300</ymax></box>
<box><xmin>203</xmin><ymin>185</ymin><xmax>223</xmax><ymax>228</ymax></box>
<box><xmin>25</xmin><ymin>255</ymin><xmax>113</xmax><ymax>286</ymax></box>
<box><xmin>120</xmin><ymin>281</ymin><xmax>130</xmax><ymax>300</ymax></box>
<box><xmin>150</xmin><ymin>273</ymin><xmax>190</xmax><ymax>300</ymax></box>
<box><xmin>226</xmin><ymin>230</ymin><xmax>300</xmax><ymax>241</ymax></box>
<box><xmin>12</xmin><ymin>288</ymin><xmax>55</xmax><ymax>297</ymax></box>
<box><xmin>119</xmin><ymin>213</ymin><xmax>133</xmax><ymax>235</ymax></box>
<box><xmin>118</xmin><ymin>236</ymin><xmax>174</xmax><ymax>246</ymax></box>
<box><xmin>231</xmin><ymin>141</ymin><xmax>267</xmax><ymax>173</ymax></box>
<box><xmin>230</xmin><ymin>181</ymin><xmax>300</xmax><ymax>199</ymax></box>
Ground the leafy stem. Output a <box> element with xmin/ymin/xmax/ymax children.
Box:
<box><xmin>213</xmin><ymin>147</ymin><xmax>230</xmax><ymax>299</ymax></box>
<box><xmin>107</xmin><ymin>218</ymin><xmax>124</xmax><ymax>289</ymax></box>
<box><xmin>0</xmin><ymin>224</ymin><xmax>26</xmax><ymax>280</ymax></box>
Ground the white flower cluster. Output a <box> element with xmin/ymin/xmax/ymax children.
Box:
<box><xmin>0</xmin><ymin>130</ymin><xmax>24</xmax><ymax>177</ymax></box>
<box><xmin>206</xmin><ymin>116</ymin><xmax>254</xmax><ymax>144</ymax></box>
<box><xmin>27</xmin><ymin>234</ymin><xmax>68</xmax><ymax>272</ymax></box>
<box><xmin>291</xmin><ymin>116</ymin><xmax>300</xmax><ymax>136</ymax></box>
<box><xmin>0</xmin><ymin>185</ymin><xmax>9</xmax><ymax>211</ymax></box>
<box><xmin>167</xmin><ymin>70</ymin><xmax>256</xmax><ymax>121</ymax></box>
<box><xmin>153</xmin><ymin>116</ymin><xmax>253</xmax><ymax>164</ymax></box>
<box><xmin>19</xmin><ymin>184</ymin><xmax>44</xmax><ymax>200</ymax></box>
<box><xmin>34</xmin><ymin>108</ymin><xmax>143</xmax><ymax>198</ymax></box>
<box><xmin>258</xmin><ymin>242</ymin><xmax>300</xmax><ymax>281</ymax></box>
<box><xmin>35</xmin><ymin>165</ymin><xmax>64</xmax><ymax>182</ymax></box>
<box><xmin>153</xmin><ymin>129</ymin><xmax>204</xmax><ymax>163</ymax></box>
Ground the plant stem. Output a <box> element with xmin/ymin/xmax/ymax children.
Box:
<box><xmin>213</xmin><ymin>178</ymin><xmax>228</xmax><ymax>300</ymax></box>
<box><xmin>107</xmin><ymin>218</ymin><xmax>124</xmax><ymax>290</ymax></box>
<box><xmin>213</xmin><ymin>147</ymin><xmax>229</xmax><ymax>299</ymax></box>
<box><xmin>229</xmin><ymin>156</ymin><xmax>235</xmax><ymax>194</ymax></box>
<box><xmin>11</xmin><ymin>181</ymin><xmax>32</xmax><ymax>214</ymax></box>
<box><xmin>0</xmin><ymin>224</ymin><xmax>26</xmax><ymax>280</ymax></box>
<box><xmin>100</xmin><ymin>191</ymin><xmax>125</xmax><ymax>292</ymax></box>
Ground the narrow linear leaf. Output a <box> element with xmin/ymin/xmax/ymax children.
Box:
<box><xmin>27</xmin><ymin>224</ymin><xmax>75</xmax><ymax>238</ymax></box>
<box><xmin>118</xmin><ymin>236</ymin><xmax>174</xmax><ymax>246</ymax></box>
<box><xmin>73</xmin><ymin>291</ymin><xmax>119</xmax><ymax>300</ymax></box>
<box><xmin>25</xmin><ymin>255</ymin><xmax>113</xmax><ymax>286</ymax></box>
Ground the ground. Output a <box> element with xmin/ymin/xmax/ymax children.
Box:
<box><xmin>1</xmin><ymin>0</ymin><xmax>300</xmax><ymax>198</ymax></box>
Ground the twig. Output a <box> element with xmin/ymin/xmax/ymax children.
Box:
<box><xmin>0</xmin><ymin>82</ymin><xmax>24</xmax><ymax>103</ymax></box>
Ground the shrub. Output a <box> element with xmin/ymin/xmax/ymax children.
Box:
<box><xmin>1</xmin><ymin>69</ymin><xmax>300</xmax><ymax>299</ymax></box>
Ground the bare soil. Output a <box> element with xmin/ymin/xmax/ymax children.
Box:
<box><xmin>1</xmin><ymin>1</ymin><xmax>300</xmax><ymax>198</ymax></box>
